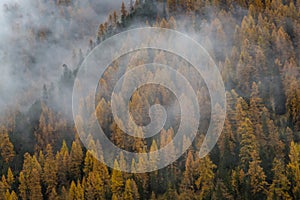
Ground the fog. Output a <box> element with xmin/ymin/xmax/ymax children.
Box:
<box><xmin>0</xmin><ymin>0</ymin><xmax>290</xmax><ymax>120</ymax></box>
<box><xmin>0</xmin><ymin>0</ymin><xmax>127</xmax><ymax>112</ymax></box>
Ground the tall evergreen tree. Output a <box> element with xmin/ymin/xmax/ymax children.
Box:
<box><xmin>0</xmin><ymin>127</ymin><xmax>15</xmax><ymax>163</ymax></box>
<box><xmin>111</xmin><ymin>160</ymin><xmax>124</xmax><ymax>199</ymax></box>
<box><xmin>124</xmin><ymin>179</ymin><xmax>140</xmax><ymax>200</ymax></box>
<box><xmin>288</xmin><ymin>141</ymin><xmax>300</xmax><ymax>199</ymax></box>
<box><xmin>267</xmin><ymin>158</ymin><xmax>292</xmax><ymax>200</ymax></box>
<box><xmin>69</xmin><ymin>139</ymin><xmax>83</xmax><ymax>181</ymax></box>
<box><xmin>194</xmin><ymin>156</ymin><xmax>216</xmax><ymax>200</ymax></box>
<box><xmin>19</xmin><ymin>153</ymin><xmax>43</xmax><ymax>200</ymax></box>
<box><xmin>43</xmin><ymin>144</ymin><xmax>57</xmax><ymax>196</ymax></box>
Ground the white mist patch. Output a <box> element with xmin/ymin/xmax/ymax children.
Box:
<box><xmin>0</xmin><ymin>0</ymin><xmax>128</xmax><ymax>113</ymax></box>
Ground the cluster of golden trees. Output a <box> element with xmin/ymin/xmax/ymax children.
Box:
<box><xmin>0</xmin><ymin>0</ymin><xmax>300</xmax><ymax>199</ymax></box>
<box><xmin>1</xmin><ymin>115</ymin><xmax>300</xmax><ymax>200</ymax></box>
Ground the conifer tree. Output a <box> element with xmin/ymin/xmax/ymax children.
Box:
<box><xmin>56</xmin><ymin>140</ymin><xmax>69</xmax><ymax>187</ymax></box>
<box><xmin>231</xmin><ymin>167</ymin><xmax>246</xmax><ymax>199</ymax></box>
<box><xmin>111</xmin><ymin>160</ymin><xmax>124</xmax><ymax>199</ymax></box>
<box><xmin>18</xmin><ymin>172</ymin><xmax>27</xmax><ymax>200</ymax></box>
<box><xmin>6</xmin><ymin>168</ymin><xmax>14</xmax><ymax>190</ymax></box>
<box><xmin>180</xmin><ymin>151</ymin><xmax>194</xmax><ymax>192</ymax></box>
<box><xmin>194</xmin><ymin>156</ymin><xmax>216</xmax><ymax>200</ymax></box>
<box><xmin>124</xmin><ymin>179</ymin><xmax>140</xmax><ymax>200</ymax></box>
<box><xmin>288</xmin><ymin>141</ymin><xmax>300</xmax><ymax>199</ymax></box>
<box><xmin>43</xmin><ymin>144</ymin><xmax>58</xmax><ymax>196</ymax></box>
<box><xmin>249</xmin><ymin>82</ymin><xmax>263</xmax><ymax>125</ymax></box>
<box><xmin>238</xmin><ymin>118</ymin><xmax>257</xmax><ymax>171</ymax></box>
<box><xmin>0</xmin><ymin>127</ymin><xmax>15</xmax><ymax>163</ymax></box>
<box><xmin>9</xmin><ymin>190</ymin><xmax>17</xmax><ymax>200</ymax></box>
<box><xmin>267</xmin><ymin>158</ymin><xmax>292</xmax><ymax>200</ymax></box>
<box><xmin>84</xmin><ymin>171</ymin><xmax>105</xmax><ymax>200</ymax></box>
<box><xmin>19</xmin><ymin>154</ymin><xmax>43</xmax><ymax>200</ymax></box>
<box><xmin>212</xmin><ymin>179</ymin><xmax>233</xmax><ymax>200</ymax></box>
<box><xmin>121</xmin><ymin>1</ymin><xmax>127</xmax><ymax>25</ymax></box>
<box><xmin>83</xmin><ymin>151</ymin><xmax>95</xmax><ymax>176</ymax></box>
<box><xmin>247</xmin><ymin>150</ymin><xmax>268</xmax><ymax>199</ymax></box>
<box><xmin>69</xmin><ymin>139</ymin><xmax>83</xmax><ymax>181</ymax></box>
<box><xmin>179</xmin><ymin>151</ymin><xmax>196</xmax><ymax>200</ymax></box>
<box><xmin>69</xmin><ymin>181</ymin><xmax>77</xmax><ymax>200</ymax></box>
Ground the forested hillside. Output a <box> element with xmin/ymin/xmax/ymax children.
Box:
<box><xmin>0</xmin><ymin>0</ymin><xmax>300</xmax><ymax>199</ymax></box>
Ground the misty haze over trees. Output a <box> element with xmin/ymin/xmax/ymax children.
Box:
<box><xmin>0</xmin><ymin>0</ymin><xmax>300</xmax><ymax>199</ymax></box>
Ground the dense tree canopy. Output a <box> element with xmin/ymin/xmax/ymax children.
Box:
<box><xmin>0</xmin><ymin>0</ymin><xmax>300</xmax><ymax>199</ymax></box>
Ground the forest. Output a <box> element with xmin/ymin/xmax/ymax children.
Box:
<box><xmin>0</xmin><ymin>0</ymin><xmax>300</xmax><ymax>199</ymax></box>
